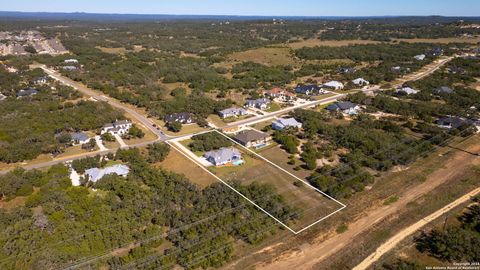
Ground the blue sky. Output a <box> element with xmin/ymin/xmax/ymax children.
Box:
<box><xmin>2</xmin><ymin>0</ymin><xmax>480</xmax><ymax>17</ymax></box>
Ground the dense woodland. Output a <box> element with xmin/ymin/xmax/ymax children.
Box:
<box><xmin>0</xmin><ymin>146</ymin><xmax>295</xmax><ymax>269</ymax></box>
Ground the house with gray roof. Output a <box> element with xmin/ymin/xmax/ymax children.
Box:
<box><xmin>204</xmin><ymin>147</ymin><xmax>243</xmax><ymax>166</ymax></box>
<box><xmin>352</xmin><ymin>78</ymin><xmax>370</xmax><ymax>87</ymax></box>
<box><xmin>219</xmin><ymin>107</ymin><xmax>248</xmax><ymax>118</ymax></box>
<box><xmin>322</xmin><ymin>81</ymin><xmax>344</xmax><ymax>90</ymax></box>
<box><xmin>395</xmin><ymin>87</ymin><xmax>419</xmax><ymax>95</ymax></box>
<box><xmin>16</xmin><ymin>88</ymin><xmax>38</xmax><ymax>98</ymax></box>
<box><xmin>234</xmin><ymin>129</ymin><xmax>272</xmax><ymax>148</ymax></box>
<box><xmin>71</xmin><ymin>132</ymin><xmax>90</xmax><ymax>145</ymax></box>
<box><xmin>164</xmin><ymin>112</ymin><xmax>195</xmax><ymax>124</ymax></box>
<box><xmin>433</xmin><ymin>86</ymin><xmax>454</xmax><ymax>94</ymax></box>
<box><xmin>85</xmin><ymin>164</ymin><xmax>130</xmax><ymax>183</ymax></box>
<box><xmin>272</xmin><ymin>118</ymin><xmax>302</xmax><ymax>130</ymax></box>
<box><xmin>101</xmin><ymin>120</ymin><xmax>132</xmax><ymax>135</ymax></box>
<box><xmin>326</xmin><ymin>101</ymin><xmax>360</xmax><ymax>115</ymax></box>
<box><xmin>0</xmin><ymin>93</ymin><xmax>6</xmax><ymax>101</ymax></box>
<box><xmin>295</xmin><ymin>84</ymin><xmax>321</xmax><ymax>95</ymax></box>
<box><xmin>245</xmin><ymin>98</ymin><xmax>270</xmax><ymax>110</ymax></box>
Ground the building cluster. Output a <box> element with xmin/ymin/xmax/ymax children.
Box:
<box><xmin>0</xmin><ymin>30</ymin><xmax>68</xmax><ymax>56</ymax></box>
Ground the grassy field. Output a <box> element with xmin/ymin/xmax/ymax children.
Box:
<box><xmin>153</xmin><ymin>119</ymin><xmax>209</xmax><ymax>136</ymax></box>
<box><xmin>393</xmin><ymin>37</ymin><xmax>480</xmax><ymax>44</ymax></box>
<box><xmin>287</xmin><ymin>39</ymin><xmax>381</xmax><ymax>49</ymax></box>
<box><xmin>209</xmin><ymin>144</ymin><xmax>343</xmax><ymax>232</ymax></box>
<box><xmin>265</xmin><ymin>102</ymin><xmax>282</xmax><ymax>112</ymax></box>
<box><xmin>257</xmin><ymin>145</ymin><xmax>311</xmax><ymax>180</ymax></box>
<box><xmin>225</xmin><ymin>46</ymin><xmax>298</xmax><ymax>67</ymax></box>
<box><xmin>156</xmin><ymin>147</ymin><xmax>217</xmax><ymax>188</ymax></box>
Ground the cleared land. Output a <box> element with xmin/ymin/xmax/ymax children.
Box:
<box><xmin>226</xmin><ymin>47</ymin><xmax>297</xmax><ymax>66</ymax></box>
<box><xmin>287</xmin><ymin>39</ymin><xmax>380</xmax><ymax>49</ymax></box>
<box><xmin>207</xmin><ymin>140</ymin><xmax>343</xmax><ymax>232</ymax></box>
<box><xmin>156</xmin><ymin>146</ymin><xmax>217</xmax><ymax>188</ymax></box>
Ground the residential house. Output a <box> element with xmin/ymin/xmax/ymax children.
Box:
<box><xmin>391</xmin><ymin>66</ymin><xmax>402</xmax><ymax>73</ymax></box>
<box><xmin>337</xmin><ymin>67</ymin><xmax>356</xmax><ymax>74</ymax></box>
<box><xmin>263</xmin><ymin>87</ymin><xmax>296</xmax><ymax>102</ymax></box>
<box><xmin>62</xmin><ymin>66</ymin><xmax>78</xmax><ymax>71</ymax></box>
<box><xmin>32</xmin><ymin>76</ymin><xmax>48</xmax><ymax>85</ymax></box>
<box><xmin>447</xmin><ymin>67</ymin><xmax>466</xmax><ymax>75</ymax></box>
<box><xmin>436</xmin><ymin>116</ymin><xmax>473</xmax><ymax>129</ymax></box>
<box><xmin>16</xmin><ymin>88</ymin><xmax>38</xmax><ymax>98</ymax></box>
<box><xmin>101</xmin><ymin>120</ymin><xmax>133</xmax><ymax>135</ymax></box>
<box><xmin>272</xmin><ymin>117</ymin><xmax>303</xmax><ymax>130</ymax></box>
<box><xmin>427</xmin><ymin>47</ymin><xmax>443</xmax><ymax>57</ymax></box>
<box><xmin>322</xmin><ymin>81</ymin><xmax>344</xmax><ymax>90</ymax></box>
<box><xmin>164</xmin><ymin>112</ymin><xmax>195</xmax><ymax>124</ymax></box>
<box><xmin>295</xmin><ymin>84</ymin><xmax>322</xmax><ymax>96</ymax></box>
<box><xmin>414</xmin><ymin>54</ymin><xmax>426</xmax><ymax>61</ymax></box>
<box><xmin>64</xmin><ymin>58</ymin><xmax>79</xmax><ymax>64</ymax></box>
<box><xmin>352</xmin><ymin>78</ymin><xmax>370</xmax><ymax>87</ymax></box>
<box><xmin>395</xmin><ymin>87</ymin><xmax>419</xmax><ymax>95</ymax></box>
<box><xmin>234</xmin><ymin>130</ymin><xmax>272</xmax><ymax>148</ymax></box>
<box><xmin>219</xmin><ymin>107</ymin><xmax>248</xmax><ymax>118</ymax></box>
<box><xmin>204</xmin><ymin>147</ymin><xmax>243</xmax><ymax>166</ymax></box>
<box><xmin>245</xmin><ymin>98</ymin><xmax>270</xmax><ymax>110</ymax></box>
<box><xmin>433</xmin><ymin>86</ymin><xmax>454</xmax><ymax>94</ymax></box>
<box><xmin>326</xmin><ymin>101</ymin><xmax>361</xmax><ymax>115</ymax></box>
<box><xmin>71</xmin><ymin>132</ymin><xmax>90</xmax><ymax>145</ymax></box>
<box><xmin>0</xmin><ymin>93</ymin><xmax>6</xmax><ymax>101</ymax></box>
<box><xmin>85</xmin><ymin>164</ymin><xmax>130</xmax><ymax>183</ymax></box>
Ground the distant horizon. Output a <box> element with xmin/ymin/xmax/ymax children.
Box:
<box><xmin>1</xmin><ymin>0</ymin><xmax>480</xmax><ymax>17</ymax></box>
<box><xmin>0</xmin><ymin>10</ymin><xmax>479</xmax><ymax>19</ymax></box>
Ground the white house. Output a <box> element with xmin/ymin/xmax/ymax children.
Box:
<box><xmin>85</xmin><ymin>164</ymin><xmax>130</xmax><ymax>183</ymax></box>
<box><xmin>0</xmin><ymin>93</ymin><xmax>6</xmax><ymax>101</ymax></box>
<box><xmin>272</xmin><ymin>118</ymin><xmax>303</xmax><ymax>130</ymax></box>
<box><xmin>352</xmin><ymin>78</ymin><xmax>370</xmax><ymax>87</ymax></box>
<box><xmin>245</xmin><ymin>98</ymin><xmax>270</xmax><ymax>110</ymax></box>
<box><xmin>219</xmin><ymin>107</ymin><xmax>248</xmax><ymax>118</ymax></box>
<box><xmin>322</xmin><ymin>81</ymin><xmax>344</xmax><ymax>90</ymax></box>
<box><xmin>101</xmin><ymin>120</ymin><xmax>133</xmax><ymax>135</ymax></box>
<box><xmin>71</xmin><ymin>132</ymin><xmax>90</xmax><ymax>145</ymax></box>
<box><xmin>395</xmin><ymin>87</ymin><xmax>419</xmax><ymax>95</ymax></box>
<box><xmin>326</xmin><ymin>102</ymin><xmax>361</xmax><ymax>115</ymax></box>
<box><xmin>414</xmin><ymin>54</ymin><xmax>426</xmax><ymax>61</ymax></box>
<box><xmin>64</xmin><ymin>58</ymin><xmax>79</xmax><ymax>64</ymax></box>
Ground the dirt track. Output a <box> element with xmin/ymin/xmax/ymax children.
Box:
<box><xmin>255</xmin><ymin>140</ymin><xmax>480</xmax><ymax>270</ymax></box>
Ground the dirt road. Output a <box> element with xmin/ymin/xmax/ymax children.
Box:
<box><xmin>255</xmin><ymin>140</ymin><xmax>480</xmax><ymax>270</ymax></box>
<box><xmin>353</xmin><ymin>186</ymin><xmax>480</xmax><ymax>270</ymax></box>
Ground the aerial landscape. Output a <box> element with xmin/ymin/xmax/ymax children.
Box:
<box><xmin>0</xmin><ymin>1</ymin><xmax>480</xmax><ymax>269</ymax></box>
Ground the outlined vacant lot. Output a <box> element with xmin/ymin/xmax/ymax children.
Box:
<box><xmin>167</xmin><ymin>130</ymin><xmax>345</xmax><ymax>234</ymax></box>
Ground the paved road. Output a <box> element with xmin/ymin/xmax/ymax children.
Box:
<box><xmin>34</xmin><ymin>64</ymin><xmax>169</xmax><ymax>141</ymax></box>
<box><xmin>353</xmin><ymin>186</ymin><xmax>480</xmax><ymax>270</ymax></box>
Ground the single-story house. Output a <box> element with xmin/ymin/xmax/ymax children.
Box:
<box><xmin>436</xmin><ymin>116</ymin><xmax>473</xmax><ymax>129</ymax></box>
<box><xmin>447</xmin><ymin>67</ymin><xmax>466</xmax><ymax>74</ymax></box>
<box><xmin>337</xmin><ymin>67</ymin><xmax>356</xmax><ymax>74</ymax></box>
<box><xmin>32</xmin><ymin>76</ymin><xmax>48</xmax><ymax>85</ymax></box>
<box><xmin>326</xmin><ymin>101</ymin><xmax>360</xmax><ymax>115</ymax></box>
<box><xmin>245</xmin><ymin>98</ymin><xmax>270</xmax><ymax>110</ymax></box>
<box><xmin>0</xmin><ymin>93</ymin><xmax>6</xmax><ymax>101</ymax></box>
<box><xmin>219</xmin><ymin>107</ymin><xmax>248</xmax><ymax>118</ymax></box>
<box><xmin>64</xmin><ymin>59</ymin><xmax>79</xmax><ymax>64</ymax></box>
<box><xmin>71</xmin><ymin>132</ymin><xmax>90</xmax><ymax>145</ymax></box>
<box><xmin>62</xmin><ymin>66</ymin><xmax>78</xmax><ymax>71</ymax></box>
<box><xmin>433</xmin><ymin>86</ymin><xmax>454</xmax><ymax>94</ymax></box>
<box><xmin>204</xmin><ymin>147</ymin><xmax>243</xmax><ymax>166</ymax></box>
<box><xmin>427</xmin><ymin>47</ymin><xmax>443</xmax><ymax>57</ymax></box>
<box><xmin>352</xmin><ymin>78</ymin><xmax>370</xmax><ymax>86</ymax></box>
<box><xmin>295</xmin><ymin>85</ymin><xmax>321</xmax><ymax>96</ymax></box>
<box><xmin>16</xmin><ymin>88</ymin><xmax>38</xmax><ymax>98</ymax></box>
<box><xmin>234</xmin><ymin>129</ymin><xmax>272</xmax><ymax>148</ymax></box>
<box><xmin>272</xmin><ymin>117</ymin><xmax>303</xmax><ymax>130</ymax></box>
<box><xmin>395</xmin><ymin>87</ymin><xmax>419</xmax><ymax>95</ymax></box>
<box><xmin>391</xmin><ymin>66</ymin><xmax>402</xmax><ymax>73</ymax></box>
<box><xmin>164</xmin><ymin>112</ymin><xmax>195</xmax><ymax>124</ymax></box>
<box><xmin>322</xmin><ymin>81</ymin><xmax>344</xmax><ymax>90</ymax></box>
<box><xmin>85</xmin><ymin>164</ymin><xmax>130</xmax><ymax>183</ymax></box>
<box><xmin>414</xmin><ymin>54</ymin><xmax>426</xmax><ymax>61</ymax></box>
<box><xmin>263</xmin><ymin>88</ymin><xmax>296</xmax><ymax>101</ymax></box>
<box><xmin>101</xmin><ymin>120</ymin><xmax>133</xmax><ymax>135</ymax></box>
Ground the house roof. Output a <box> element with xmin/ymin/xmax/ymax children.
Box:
<box><xmin>273</xmin><ymin>117</ymin><xmax>302</xmax><ymax>128</ymax></box>
<box><xmin>219</xmin><ymin>107</ymin><xmax>247</xmax><ymax>115</ymax></box>
<box><xmin>71</xmin><ymin>132</ymin><xmax>89</xmax><ymax>142</ymax></box>
<box><xmin>245</xmin><ymin>98</ymin><xmax>270</xmax><ymax>106</ymax></box>
<box><xmin>323</xmin><ymin>81</ymin><xmax>344</xmax><ymax>88</ymax></box>
<box><xmin>433</xmin><ymin>86</ymin><xmax>454</xmax><ymax>94</ymax></box>
<box><xmin>352</xmin><ymin>78</ymin><xmax>369</xmax><ymax>85</ymax></box>
<box><xmin>114</xmin><ymin>120</ymin><xmax>131</xmax><ymax>126</ymax></box>
<box><xmin>437</xmin><ymin>116</ymin><xmax>472</xmax><ymax>129</ymax></box>
<box><xmin>234</xmin><ymin>130</ymin><xmax>269</xmax><ymax>144</ymax></box>
<box><xmin>0</xmin><ymin>93</ymin><xmax>6</xmax><ymax>101</ymax></box>
<box><xmin>164</xmin><ymin>112</ymin><xmax>194</xmax><ymax>123</ymax></box>
<box><xmin>396</xmin><ymin>87</ymin><xmax>419</xmax><ymax>95</ymax></box>
<box><xmin>204</xmin><ymin>147</ymin><xmax>241</xmax><ymax>164</ymax></box>
<box><xmin>326</xmin><ymin>101</ymin><xmax>358</xmax><ymax>111</ymax></box>
<box><xmin>17</xmin><ymin>88</ymin><xmax>38</xmax><ymax>97</ymax></box>
<box><xmin>295</xmin><ymin>84</ymin><xmax>320</xmax><ymax>94</ymax></box>
<box><xmin>85</xmin><ymin>164</ymin><xmax>130</xmax><ymax>183</ymax></box>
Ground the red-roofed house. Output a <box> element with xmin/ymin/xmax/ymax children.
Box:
<box><xmin>263</xmin><ymin>87</ymin><xmax>296</xmax><ymax>102</ymax></box>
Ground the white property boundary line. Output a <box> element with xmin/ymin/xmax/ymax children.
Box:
<box><xmin>167</xmin><ymin>130</ymin><xmax>346</xmax><ymax>234</ymax></box>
